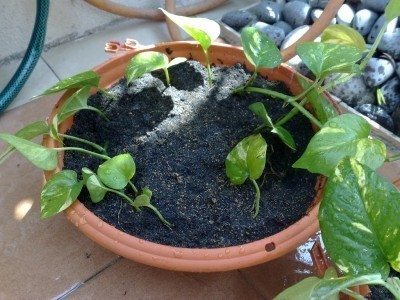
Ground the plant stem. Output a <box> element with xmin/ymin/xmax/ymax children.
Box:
<box><xmin>147</xmin><ymin>204</ymin><xmax>172</xmax><ymax>227</ymax></box>
<box><xmin>276</xmin><ymin>78</ymin><xmax>324</xmax><ymax>126</ymax></box>
<box><xmin>163</xmin><ymin>67</ymin><xmax>171</xmax><ymax>86</ymax></box>
<box><xmin>55</xmin><ymin>147</ymin><xmax>111</xmax><ymax>160</ymax></box>
<box><xmin>129</xmin><ymin>181</ymin><xmax>138</xmax><ymax>194</ymax></box>
<box><xmin>246</xmin><ymin>87</ymin><xmax>323</xmax><ymax>128</ymax></box>
<box><xmin>250</xmin><ymin>178</ymin><xmax>261</xmax><ymax>218</ymax></box>
<box><xmin>87</xmin><ymin>106</ymin><xmax>110</xmax><ymax>121</ymax></box>
<box><xmin>382</xmin><ymin>281</ymin><xmax>400</xmax><ymax>299</ymax></box>
<box><xmin>204</xmin><ymin>50</ymin><xmax>213</xmax><ymax>86</ymax></box>
<box><xmin>59</xmin><ymin>133</ymin><xmax>107</xmax><ymax>154</ymax></box>
<box><xmin>287</xmin><ymin>78</ymin><xmax>321</xmax><ymax>103</ymax></box>
<box><xmin>385</xmin><ymin>153</ymin><xmax>400</xmax><ymax>162</ymax></box>
<box><xmin>109</xmin><ymin>189</ymin><xmax>135</xmax><ymax>206</ymax></box>
<box><xmin>341</xmin><ymin>289</ymin><xmax>364</xmax><ymax>300</ymax></box>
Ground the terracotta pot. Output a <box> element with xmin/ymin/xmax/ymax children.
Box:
<box><xmin>43</xmin><ymin>41</ymin><xmax>338</xmax><ymax>272</ymax></box>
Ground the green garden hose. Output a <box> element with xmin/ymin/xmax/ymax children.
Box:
<box><xmin>0</xmin><ymin>0</ymin><xmax>50</xmax><ymax>113</ymax></box>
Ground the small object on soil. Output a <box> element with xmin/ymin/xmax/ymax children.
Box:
<box><xmin>325</xmin><ymin>74</ymin><xmax>375</xmax><ymax>107</ymax></box>
<box><xmin>249</xmin><ymin>0</ymin><xmax>282</xmax><ymax>24</ymax></box>
<box><xmin>352</xmin><ymin>9</ymin><xmax>379</xmax><ymax>36</ymax></box>
<box><xmin>363</xmin><ymin>57</ymin><xmax>395</xmax><ymax>87</ymax></box>
<box><xmin>378</xmin><ymin>29</ymin><xmax>400</xmax><ymax>60</ymax></box>
<box><xmin>368</xmin><ymin>15</ymin><xmax>398</xmax><ymax>44</ymax></box>
<box><xmin>381</xmin><ymin>77</ymin><xmax>400</xmax><ymax>114</ymax></box>
<box><xmin>253</xmin><ymin>22</ymin><xmax>286</xmax><ymax>47</ymax></box>
<box><xmin>355</xmin><ymin>103</ymin><xmax>394</xmax><ymax>131</ymax></box>
<box><xmin>274</xmin><ymin>21</ymin><xmax>293</xmax><ymax>35</ymax></box>
<box><xmin>281</xmin><ymin>25</ymin><xmax>310</xmax><ymax>50</ymax></box>
<box><xmin>336</xmin><ymin>4</ymin><xmax>355</xmax><ymax>26</ymax></box>
<box><xmin>282</xmin><ymin>1</ymin><xmax>311</xmax><ymax>28</ymax></box>
<box><xmin>361</xmin><ymin>0</ymin><xmax>390</xmax><ymax>13</ymax></box>
<box><xmin>311</xmin><ymin>9</ymin><xmax>336</xmax><ymax>24</ymax></box>
<box><xmin>221</xmin><ymin>10</ymin><xmax>256</xmax><ymax>31</ymax></box>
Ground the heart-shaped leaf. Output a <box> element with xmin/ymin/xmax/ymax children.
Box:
<box><xmin>125</xmin><ymin>51</ymin><xmax>169</xmax><ymax>84</ymax></box>
<box><xmin>85</xmin><ymin>173</ymin><xmax>108</xmax><ymax>203</ymax></box>
<box><xmin>97</xmin><ymin>153</ymin><xmax>136</xmax><ymax>190</ymax></box>
<box><xmin>297</xmin><ymin>76</ymin><xmax>337</xmax><ymax>124</ymax></box>
<box><xmin>168</xmin><ymin>57</ymin><xmax>187</xmax><ymax>67</ymax></box>
<box><xmin>296</xmin><ymin>43</ymin><xmax>362</xmax><ymax>78</ymax></box>
<box><xmin>160</xmin><ymin>8</ymin><xmax>220</xmax><ymax>51</ymax></box>
<box><xmin>0</xmin><ymin>121</ymin><xmax>49</xmax><ymax>165</ymax></box>
<box><xmin>225</xmin><ymin>134</ymin><xmax>267</xmax><ymax>185</ymax></box>
<box><xmin>385</xmin><ymin>0</ymin><xmax>400</xmax><ymax>21</ymax></box>
<box><xmin>241</xmin><ymin>27</ymin><xmax>282</xmax><ymax>71</ymax></box>
<box><xmin>275</xmin><ymin>267</ymin><xmax>338</xmax><ymax>300</ymax></box>
<box><xmin>42</xmin><ymin>70</ymin><xmax>100</xmax><ymax>95</ymax></box>
<box><xmin>321</xmin><ymin>25</ymin><xmax>366</xmax><ymax>51</ymax></box>
<box><xmin>293</xmin><ymin>114</ymin><xmax>386</xmax><ymax>176</ymax></box>
<box><xmin>249</xmin><ymin>102</ymin><xmax>296</xmax><ymax>150</ymax></box>
<box><xmin>320</xmin><ymin>158</ymin><xmax>400</xmax><ymax>277</ymax></box>
<box><xmin>49</xmin><ymin>114</ymin><xmax>61</xmax><ymax>142</ymax></box>
<box><xmin>0</xmin><ymin>133</ymin><xmax>58</xmax><ymax>170</ymax></box>
<box><xmin>41</xmin><ymin>170</ymin><xmax>83</xmax><ymax>218</ymax></box>
<box><xmin>57</xmin><ymin>86</ymin><xmax>106</xmax><ymax>123</ymax></box>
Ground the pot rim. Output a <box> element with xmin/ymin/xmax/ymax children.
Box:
<box><xmin>43</xmin><ymin>41</ymin><xmax>336</xmax><ymax>272</ymax></box>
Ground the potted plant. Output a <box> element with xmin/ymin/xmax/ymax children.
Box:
<box><xmin>0</xmin><ymin>3</ymin><xmax>399</xmax><ymax>276</ymax></box>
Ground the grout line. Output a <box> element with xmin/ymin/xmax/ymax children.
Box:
<box><xmin>41</xmin><ymin>55</ymin><xmax>62</xmax><ymax>80</ymax></box>
<box><xmin>237</xmin><ymin>269</ymin><xmax>268</xmax><ymax>300</ymax></box>
<box><xmin>53</xmin><ymin>256</ymin><xmax>122</xmax><ymax>300</ymax></box>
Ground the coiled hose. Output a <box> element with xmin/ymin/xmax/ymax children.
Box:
<box><xmin>0</xmin><ymin>0</ymin><xmax>49</xmax><ymax>113</ymax></box>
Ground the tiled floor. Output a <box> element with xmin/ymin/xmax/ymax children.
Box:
<box><xmin>1</xmin><ymin>1</ymin><xmax>400</xmax><ymax>299</ymax></box>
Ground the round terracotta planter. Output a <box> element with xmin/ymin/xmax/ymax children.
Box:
<box><xmin>43</xmin><ymin>41</ymin><xmax>336</xmax><ymax>272</ymax></box>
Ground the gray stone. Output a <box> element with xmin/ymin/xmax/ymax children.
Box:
<box><xmin>381</xmin><ymin>77</ymin><xmax>400</xmax><ymax>114</ymax></box>
<box><xmin>396</xmin><ymin>63</ymin><xmax>400</xmax><ymax>78</ymax></box>
<box><xmin>336</xmin><ymin>4</ymin><xmax>355</xmax><ymax>26</ymax></box>
<box><xmin>221</xmin><ymin>10</ymin><xmax>257</xmax><ymax>31</ymax></box>
<box><xmin>378</xmin><ymin>28</ymin><xmax>400</xmax><ymax>60</ymax></box>
<box><xmin>311</xmin><ymin>9</ymin><xmax>336</xmax><ymax>24</ymax></box>
<box><xmin>281</xmin><ymin>25</ymin><xmax>310</xmax><ymax>49</ymax></box>
<box><xmin>274</xmin><ymin>21</ymin><xmax>293</xmax><ymax>35</ymax></box>
<box><xmin>309</xmin><ymin>0</ymin><xmax>329</xmax><ymax>9</ymax></box>
<box><xmin>283</xmin><ymin>1</ymin><xmax>311</xmax><ymax>28</ymax></box>
<box><xmin>361</xmin><ymin>0</ymin><xmax>389</xmax><ymax>13</ymax></box>
<box><xmin>253</xmin><ymin>22</ymin><xmax>286</xmax><ymax>46</ymax></box>
<box><xmin>355</xmin><ymin>104</ymin><xmax>394</xmax><ymax>131</ymax></box>
<box><xmin>326</xmin><ymin>74</ymin><xmax>375</xmax><ymax>107</ymax></box>
<box><xmin>368</xmin><ymin>15</ymin><xmax>398</xmax><ymax>44</ymax></box>
<box><xmin>352</xmin><ymin>9</ymin><xmax>379</xmax><ymax>36</ymax></box>
<box><xmin>363</xmin><ymin>58</ymin><xmax>394</xmax><ymax>87</ymax></box>
<box><xmin>392</xmin><ymin>105</ymin><xmax>400</xmax><ymax>134</ymax></box>
<box><xmin>249</xmin><ymin>1</ymin><xmax>282</xmax><ymax>24</ymax></box>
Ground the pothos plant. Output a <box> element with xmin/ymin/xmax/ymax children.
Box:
<box><xmin>0</xmin><ymin>70</ymin><xmax>171</xmax><ymax>227</ymax></box>
<box><xmin>226</xmin><ymin>1</ymin><xmax>400</xmax><ymax>298</ymax></box>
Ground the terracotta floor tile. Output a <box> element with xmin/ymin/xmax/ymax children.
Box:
<box><xmin>69</xmin><ymin>258</ymin><xmax>261</xmax><ymax>300</ymax></box>
<box><xmin>0</xmin><ymin>97</ymin><xmax>118</xmax><ymax>299</ymax></box>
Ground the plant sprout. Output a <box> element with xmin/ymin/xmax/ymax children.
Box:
<box><xmin>225</xmin><ymin>134</ymin><xmax>267</xmax><ymax>218</ymax></box>
<box><xmin>125</xmin><ymin>50</ymin><xmax>186</xmax><ymax>85</ymax></box>
<box><xmin>160</xmin><ymin>8</ymin><xmax>220</xmax><ymax>85</ymax></box>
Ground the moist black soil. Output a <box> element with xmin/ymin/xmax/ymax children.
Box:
<box><xmin>63</xmin><ymin>61</ymin><xmax>318</xmax><ymax>248</ymax></box>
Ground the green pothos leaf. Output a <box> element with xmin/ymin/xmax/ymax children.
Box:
<box><xmin>97</xmin><ymin>153</ymin><xmax>136</xmax><ymax>190</ymax></box>
<box><xmin>249</xmin><ymin>102</ymin><xmax>296</xmax><ymax>150</ymax></box>
<box><xmin>320</xmin><ymin>158</ymin><xmax>400</xmax><ymax>277</ymax></box>
<box><xmin>293</xmin><ymin>114</ymin><xmax>386</xmax><ymax>176</ymax></box>
<box><xmin>125</xmin><ymin>51</ymin><xmax>169</xmax><ymax>84</ymax></box>
<box><xmin>41</xmin><ymin>170</ymin><xmax>83</xmax><ymax>218</ymax></box>
<box><xmin>321</xmin><ymin>25</ymin><xmax>366</xmax><ymax>51</ymax></box>
<box><xmin>42</xmin><ymin>70</ymin><xmax>100</xmax><ymax>95</ymax></box>
<box><xmin>225</xmin><ymin>134</ymin><xmax>267</xmax><ymax>185</ymax></box>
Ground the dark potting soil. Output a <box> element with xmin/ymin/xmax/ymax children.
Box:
<box><xmin>63</xmin><ymin>61</ymin><xmax>318</xmax><ymax>248</ymax></box>
<box><xmin>368</xmin><ymin>269</ymin><xmax>400</xmax><ymax>300</ymax></box>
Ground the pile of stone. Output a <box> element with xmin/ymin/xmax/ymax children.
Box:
<box><xmin>221</xmin><ymin>0</ymin><xmax>400</xmax><ymax>134</ymax></box>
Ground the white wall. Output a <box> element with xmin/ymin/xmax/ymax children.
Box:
<box><xmin>0</xmin><ymin>0</ymin><xmax>196</xmax><ymax>63</ymax></box>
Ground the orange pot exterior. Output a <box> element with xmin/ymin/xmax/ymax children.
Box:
<box><xmin>43</xmin><ymin>42</ymin><xmax>337</xmax><ymax>272</ymax></box>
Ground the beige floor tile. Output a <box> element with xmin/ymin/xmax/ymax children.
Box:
<box><xmin>0</xmin><ymin>97</ymin><xmax>118</xmax><ymax>299</ymax></box>
<box><xmin>69</xmin><ymin>258</ymin><xmax>262</xmax><ymax>300</ymax></box>
<box><xmin>0</xmin><ymin>58</ymin><xmax>59</xmax><ymax>111</ymax></box>
<box><xmin>41</xmin><ymin>19</ymin><xmax>170</xmax><ymax>79</ymax></box>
